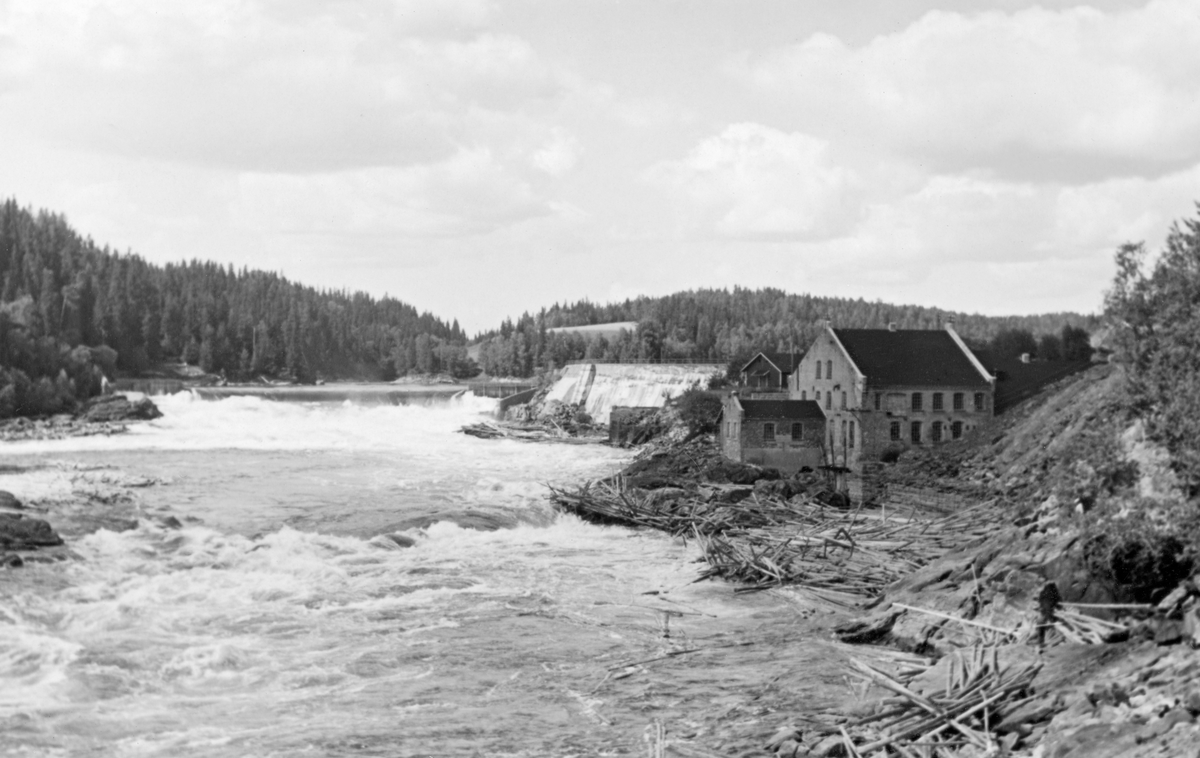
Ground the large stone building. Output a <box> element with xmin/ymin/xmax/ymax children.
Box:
<box><xmin>719</xmin><ymin>395</ymin><xmax>826</xmax><ymax>473</ymax></box>
<box><xmin>791</xmin><ymin>321</ymin><xmax>995</xmax><ymax>470</ymax></box>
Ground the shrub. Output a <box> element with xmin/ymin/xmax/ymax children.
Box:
<box><xmin>675</xmin><ymin>385</ymin><xmax>723</xmax><ymax>437</ymax></box>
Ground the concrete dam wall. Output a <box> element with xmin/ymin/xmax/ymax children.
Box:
<box><xmin>543</xmin><ymin>363</ymin><xmax>725</xmax><ymax>422</ymax></box>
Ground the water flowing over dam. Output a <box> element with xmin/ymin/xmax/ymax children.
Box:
<box><xmin>543</xmin><ymin>363</ymin><xmax>725</xmax><ymax>420</ymax></box>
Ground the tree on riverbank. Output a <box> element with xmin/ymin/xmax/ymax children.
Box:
<box><xmin>0</xmin><ymin>199</ymin><xmax>469</xmax><ymax>417</ymax></box>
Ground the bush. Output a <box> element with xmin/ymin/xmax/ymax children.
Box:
<box><xmin>1106</xmin><ymin>208</ymin><xmax>1200</xmax><ymax>493</ymax></box>
<box><xmin>674</xmin><ymin>386</ymin><xmax>723</xmax><ymax>437</ymax></box>
<box><xmin>1082</xmin><ymin>499</ymin><xmax>1199</xmax><ymax>602</ymax></box>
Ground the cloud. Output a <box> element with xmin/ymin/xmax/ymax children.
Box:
<box><xmin>0</xmin><ymin>0</ymin><xmax>568</xmax><ymax>173</ymax></box>
<box><xmin>532</xmin><ymin>129</ymin><xmax>580</xmax><ymax>176</ymax></box>
<box><xmin>738</xmin><ymin>0</ymin><xmax>1200</xmax><ymax>180</ymax></box>
<box><xmin>236</xmin><ymin>147</ymin><xmax>551</xmax><ymax>237</ymax></box>
<box><xmin>645</xmin><ymin>123</ymin><xmax>861</xmax><ymax>241</ymax></box>
<box><xmin>833</xmin><ymin>161</ymin><xmax>1200</xmax><ymax>279</ymax></box>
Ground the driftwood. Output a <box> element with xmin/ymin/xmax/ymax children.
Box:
<box><xmin>844</xmin><ymin>647</ymin><xmax>1041</xmax><ymax>757</ymax></box>
<box><xmin>460</xmin><ymin>421</ymin><xmax>602</xmax><ymax>444</ymax></box>
<box><xmin>549</xmin><ymin>479</ymin><xmax>1004</xmax><ymax>597</ymax></box>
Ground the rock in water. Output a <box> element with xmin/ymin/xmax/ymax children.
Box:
<box><xmin>0</xmin><ymin>490</ymin><xmax>24</xmax><ymax>511</ymax></box>
<box><xmin>0</xmin><ymin>514</ymin><xmax>65</xmax><ymax>549</ymax></box>
<box><xmin>81</xmin><ymin>394</ymin><xmax>163</xmax><ymax>423</ymax></box>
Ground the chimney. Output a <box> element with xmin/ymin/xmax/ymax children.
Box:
<box><xmin>945</xmin><ymin>317</ymin><xmax>956</xmax><ymax>331</ymax></box>
<box><xmin>887</xmin><ymin>322</ymin><xmax>897</xmax><ymax>332</ymax></box>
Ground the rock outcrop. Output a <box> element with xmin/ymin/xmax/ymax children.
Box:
<box><xmin>80</xmin><ymin>394</ymin><xmax>163</xmax><ymax>423</ymax></box>
<box><xmin>0</xmin><ymin>490</ymin><xmax>64</xmax><ymax>557</ymax></box>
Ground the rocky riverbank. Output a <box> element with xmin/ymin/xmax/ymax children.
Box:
<box><xmin>0</xmin><ymin>393</ymin><xmax>162</xmax><ymax>442</ymax></box>
<box><xmin>553</xmin><ymin>363</ymin><xmax>1200</xmax><ymax>757</ymax></box>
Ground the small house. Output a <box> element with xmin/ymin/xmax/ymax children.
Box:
<box><xmin>738</xmin><ymin>351</ymin><xmax>804</xmax><ymax>394</ymax></box>
<box><xmin>720</xmin><ymin>395</ymin><xmax>826</xmax><ymax>474</ymax></box>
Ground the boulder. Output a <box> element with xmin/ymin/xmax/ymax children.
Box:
<box><xmin>0</xmin><ymin>490</ymin><xmax>25</xmax><ymax>511</ymax></box>
<box><xmin>80</xmin><ymin>394</ymin><xmax>163</xmax><ymax>423</ymax></box>
<box><xmin>0</xmin><ymin>514</ymin><xmax>64</xmax><ymax>549</ymax></box>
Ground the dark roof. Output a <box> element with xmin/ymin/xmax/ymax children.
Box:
<box><xmin>739</xmin><ymin>399</ymin><xmax>825</xmax><ymax>420</ymax></box>
<box><xmin>970</xmin><ymin>349</ymin><xmax>1092</xmax><ymax>413</ymax></box>
<box><xmin>834</xmin><ymin>329</ymin><xmax>990</xmax><ymax>388</ymax></box>
<box><xmin>741</xmin><ymin>351</ymin><xmax>804</xmax><ymax>373</ymax></box>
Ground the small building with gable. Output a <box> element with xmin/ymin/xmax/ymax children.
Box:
<box><xmin>791</xmin><ymin>321</ymin><xmax>995</xmax><ymax>471</ymax></box>
<box><xmin>719</xmin><ymin>395</ymin><xmax>826</xmax><ymax>473</ymax></box>
<box><xmin>738</xmin><ymin>351</ymin><xmax>804</xmax><ymax>395</ymax></box>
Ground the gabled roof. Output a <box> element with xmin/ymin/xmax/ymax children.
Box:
<box><xmin>739</xmin><ymin>399</ymin><xmax>825</xmax><ymax>420</ymax></box>
<box><xmin>833</xmin><ymin>329</ymin><xmax>991</xmax><ymax>388</ymax></box>
<box><xmin>740</xmin><ymin>351</ymin><xmax>804</xmax><ymax>374</ymax></box>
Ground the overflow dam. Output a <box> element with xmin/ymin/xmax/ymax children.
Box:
<box><xmin>542</xmin><ymin>363</ymin><xmax>725</xmax><ymax>421</ymax></box>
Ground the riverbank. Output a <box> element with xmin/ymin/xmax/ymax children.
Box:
<box><xmin>550</xmin><ymin>363</ymin><xmax>1200</xmax><ymax>757</ymax></box>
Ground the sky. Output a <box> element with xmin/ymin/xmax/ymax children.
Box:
<box><xmin>2</xmin><ymin>0</ymin><xmax>1199</xmax><ymax>334</ymax></box>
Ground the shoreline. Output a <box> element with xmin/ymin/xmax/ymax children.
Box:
<box><xmin>547</xmin><ymin>365</ymin><xmax>1200</xmax><ymax>757</ymax></box>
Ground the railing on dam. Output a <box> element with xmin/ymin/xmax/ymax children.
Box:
<box><xmin>467</xmin><ymin>381</ymin><xmax>539</xmax><ymax>398</ymax></box>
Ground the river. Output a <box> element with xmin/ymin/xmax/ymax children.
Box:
<box><xmin>0</xmin><ymin>391</ymin><xmax>853</xmax><ymax>757</ymax></box>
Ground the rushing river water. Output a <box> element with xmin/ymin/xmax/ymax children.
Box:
<box><xmin>0</xmin><ymin>392</ymin><xmax>849</xmax><ymax>757</ymax></box>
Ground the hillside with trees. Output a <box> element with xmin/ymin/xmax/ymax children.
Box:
<box><xmin>0</xmin><ymin>200</ymin><xmax>468</xmax><ymax>418</ymax></box>
<box><xmin>474</xmin><ymin>289</ymin><xmax>1099</xmax><ymax>377</ymax></box>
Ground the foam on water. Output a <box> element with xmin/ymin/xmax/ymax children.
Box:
<box><xmin>2</xmin><ymin>390</ymin><xmax>501</xmax><ymax>454</ymax></box>
<box><xmin>1</xmin><ymin>393</ymin><xmax>842</xmax><ymax>756</ymax></box>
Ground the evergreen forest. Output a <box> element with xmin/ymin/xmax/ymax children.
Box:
<box><xmin>0</xmin><ymin>200</ymin><xmax>467</xmax><ymax>418</ymax></box>
<box><xmin>473</xmin><ymin>289</ymin><xmax>1098</xmax><ymax>377</ymax></box>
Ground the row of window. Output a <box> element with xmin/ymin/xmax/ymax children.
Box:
<box><xmin>815</xmin><ymin>359</ymin><xmax>833</xmax><ymax>380</ymax></box>
<box><xmin>761</xmin><ymin>422</ymin><xmax>807</xmax><ymax>442</ymax></box>
<box><xmin>889</xmin><ymin>419</ymin><xmax>967</xmax><ymax>443</ymax></box>
<box><xmin>799</xmin><ymin>389</ymin><xmax>848</xmax><ymax>410</ymax></box>
<box><xmin>905</xmin><ymin>392</ymin><xmax>985</xmax><ymax>412</ymax></box>
<box><xmin>801</xmin><ymin>389</ymin><xmax>989</xmax><ymax>413</ymax></box>
<box><xmin>730</xmin><ymin>416</ymin><xmax>974</xmax><ymax>446</ymax></box>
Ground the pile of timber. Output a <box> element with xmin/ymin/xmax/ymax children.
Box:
<box><xmin>548</xmin><ymin>479</ymin><xmax>1005</xmax><ymax>597</ymax></box>
<box><xmin>839</xmin><ymin>647</ymin><xmax>1042</xmax><ymax>757</ymax></box>
<box><xmin>459</xmin><ymin>421</ymin><xmax>602</xmax><ymax>444</ymax></box>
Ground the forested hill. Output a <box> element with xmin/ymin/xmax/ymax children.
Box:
<box><xmin>474</xmin><ymin>289</ymin><xmax>1099</xmax><ymax>377</ymax></box>
<box><xmin>1</xmin><ymin>200</ymin><xmax>466</xmax><ymax>417</ymax></box>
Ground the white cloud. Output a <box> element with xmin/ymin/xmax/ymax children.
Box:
<box><xmin>646</xmin><ymin>123</ymin><xmax>861</xmax><ymax>240</ymax></box>
<box><xmin>236</xmin><ymin>147</ymin><xmax>550</xmax><ymax>238</ymax></box>
<box><xmin>532</xmin><ymin>129</ymin><xmax>580</xmax><ymax>176</ymax></box>
<box><xmin>738</xmin><ymin>0</ymin><xmax>1200</xmax><ymax>179</ymax></box>
<box><xmin>0</xmin><ymin>0</ymin><xmax>568</xmax><ymax>173</ymax></box>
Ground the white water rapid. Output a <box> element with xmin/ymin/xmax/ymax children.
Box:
<box><xmin>0</xmin><ymin>392</ymin><xmax>843</xmax><ymax>757</ymax></box>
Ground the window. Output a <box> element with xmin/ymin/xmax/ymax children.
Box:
<box><xmin>763</xmin><ymin>422</ymin><xmax>775</xmax><ymax>442</ymax></box>
<box><xmin>874</xmin><ymin>393</ymin><xmax>881</xmax><ymax>411</ymax></box>
<box><xmin>974</xmin><ymin>392</ymin><xmax>985</xmax><ymax>411</ymax></box>
<box><xmin>890</xmin><ymin>421</ymin><xmax>901</xmax><ymax>441</ymax></box>
<box><xmin>826</xmin><ymin>360</ymin><xmax>832</xmax><ymax>380</ymax></box>
<box><xmin>825</xmin><ymin>391</ymin><xmax>831</xmax><ymax>410</ymax></box>
<box><xmin>791</xmin><ymin>423</ymin><xmax>803</xmax><ymax>441</ymax></box>
<box><xmin>816</xmin><ymin>361</ymin><xmax>822</xmax><ymax>379</ymax></box>
<box><xmin>953</xmin><ymin>393</ymin><xmax>964</xmax><ymax>411</ymax></box>
<box><xmin>841</xmin><ymin>391</ymin><xmax>847</xmax><ymax>409</ymax></box>
<box><xmin>801</xmin><ymin>390</ymin><xmax>807</xmax><ymax>401</ymax></box>
<box><xmin>849</xmin><ymin>421</ymin><xmax>856</xmax><ymax>447</ymax></box>
<box><xmin>951</xmin><ymin>421</ymin><xmax>963</xmax><ymax>439</ymax></box>
<box><xmin>841</xmin><ymin>419</ymin><xmax>847</xmax><ymax>446</ymax></box>
<box><xmin>911</xmin><ymin>393</ymin><xmax>923</xmax><ymax>411</ymax></box>
<box><xmin>910</xmin><ymin>421</ymin><xmax>922</xmax><ymax>443</ymax></box>
<box><xmin>932</xmin><ymin>421</ymin><xmax>943</xmax><ymax>442</ymax></box>
<box><xmin>932</xmin><ymin>392</ymin><xmax>944</xmax><ymax>411</ymax></box>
